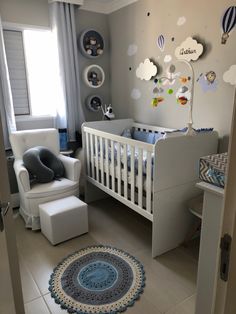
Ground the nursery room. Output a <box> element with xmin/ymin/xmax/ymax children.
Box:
<box><xmin>0</xmin><ymin>0</ymin><xmax>236</xmax><ymax>313</ymax></box>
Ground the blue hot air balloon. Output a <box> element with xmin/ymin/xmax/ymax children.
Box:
<box><xmin>221</xmin><ymin>6</ymin><xmax>236</xmax><ymax>44</ymax></box>
<box><xmin>157</xmin><ymin>35</ymin><xmax>165</xmax><ymax>51</ymax></box>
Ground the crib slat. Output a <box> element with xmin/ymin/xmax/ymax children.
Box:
<box><xmin>100</xmin><ymin>137</ymin><xmax>104</xmax><ymax>185</ymax></box>
<box><xmin>85</xmin><ymin>132</ymin><xmax>90</xmax><ymax>177</ymax></box>
<box><xmin>123</xmin><ymin>144</ymin><xmax>128</xmax><ymax>199</ymax></box>
<box><xmin>117</xmin><ymin>143</ymin><xmax>121</xmax><ymax>195</ymax></box>
<box><xmin>95</xmin><ymin>135</ymin><xmax>99</xmax><ymax>181</ymax></box>
<box><xmin>146</xmin><ymin>151</ymin><xmax>152</xmax><ymax>213</ymax></box>
<box><xmin>105</xmin><ymin>138</ymin><xmax>109</xmax><ymax>188</ymax></box>
<box><xmin>130</xmin><ymin>146</ymin><xmax>135</xmax><ymax>203</ymax></box>
<box><xmin>111</xmin><ymin>141</ymin><xmax>115</xmax><ymax>191</ymax></box>
<box><xmin>138</xmin><ymin>148</ymin><xmax>143</xmax><ymax>208</ymax></box>
<box><xmin>90</xmin><ymin>133</ymin><xmax>95</xmax><ymax>179</ymax></box>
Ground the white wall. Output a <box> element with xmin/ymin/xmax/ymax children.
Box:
<box><xmin>109</xmin><ymin>0</ymin><xmax>236</xmax><ymax>138</ymax></box>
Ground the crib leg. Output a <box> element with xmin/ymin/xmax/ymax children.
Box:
<box><xmin>85</xmin><ymin>180</ymin><xmax>109</xmax><ymax>203</ymax></box>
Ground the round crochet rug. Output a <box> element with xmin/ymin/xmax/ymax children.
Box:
<box><xmin>49</xmin><ymin>246</ymin><xmax>145</xmax><ymax>314</ymax></box>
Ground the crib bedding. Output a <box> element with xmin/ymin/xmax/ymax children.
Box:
<box><xmin>98</xmin><ymin>143</ymin><xmax>154</xmax><ymax>176</ymax></box>
<box><xmin>199</xmin><ymin>152</ymin><xmax>227</xmax><ymax>188</ymax></box>
<box><xmin>92</xmin><ymin>157</ymin><xmax>150</xmax><ymax>192</ymax></box>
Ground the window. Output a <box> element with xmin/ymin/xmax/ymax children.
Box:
<box><xmin>3</xmin><ymin>30</ymin><xmax>30</xmax><ymax>115</ymax></box>
<box><xmin>3</xmin><ymin>28</ymin><xmax>63</xmax><ymax>117</ymax></box>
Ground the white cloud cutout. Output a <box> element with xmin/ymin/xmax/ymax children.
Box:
<box><xmin>175</xmin><ymin>37</ymin><xmax>203</xmax><ymax>62</ymax></box>
<box><xmin>131</xmin><ymin>88</ymin><xmax>141</xmax><ymax>100</ymax></box>
<box><xmin>127</xmin><ymin>44</ymin><xmax>138</xmax><ymax>56</ymax></box>
<box><xmin>177</xmin><ymin>16</ymin><xmax>186</xmax><ymax>26</ymax></box>
<box><xmin>136</xmin><ymin>58</ymin><xmax>157</xmax><ymax>81</ymax></box>
<box><xmin>164</xmin><ymin>55</ymin><xmax>172</xmax><ymax>63</ymax></box>
<box><xmin>223</xmin><ymin>65</ymin><xmax>236</xmax><ymax>85</ymax></box>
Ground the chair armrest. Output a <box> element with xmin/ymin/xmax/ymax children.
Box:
<box><xmin>58</xmin><ymin>154</ymin><xmax>81</xmax><ymax>182</ymax></box>
<box><xmin>13</xmin><ymin>160</ymin><xmax>30</xmax><ymax>192</ymax></box>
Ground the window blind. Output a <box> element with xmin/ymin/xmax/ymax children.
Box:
<box><xmin>3</xmin><ymin>30</ymin><xmax>30</xmax><ymax>115</ymax></box>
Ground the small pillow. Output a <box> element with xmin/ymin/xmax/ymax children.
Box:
<box><xmin>23</xmin><ymin>146</ymin><xmax>64</xmax><ymax>183</ymax></box>
<box><xmin>121</xmin><ymin>128</ymin><xmax>133</xmax><ymax>139</ymax></box>
<box><xmin>133</xmin><ymin>130</ymin><xmax>154</xmax><ymax>144</ymax></box>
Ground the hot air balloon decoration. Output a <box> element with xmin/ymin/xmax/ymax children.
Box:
<box><xmin>157</xmin><ymin>34</ymin><xmax>165</xmax><ymax>52</ymax></box>
<box><xmin>221</xmin><ymin>6</ymin><xmax>236</xmax><ymax>44</ymax></box>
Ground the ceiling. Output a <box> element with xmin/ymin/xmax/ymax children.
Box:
<box><xmin>81</xmin><ymin>0</ymin><xmax>138</xmax><ymax>14</ymax></box>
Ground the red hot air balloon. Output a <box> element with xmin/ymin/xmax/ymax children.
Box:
<box><xmin>221</xmin><ymin>6</ymin><xmax>236</xmax><ymax>44</ymax></box>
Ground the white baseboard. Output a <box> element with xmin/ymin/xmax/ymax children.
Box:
<box><xmin>11</xmin><ymin>193</ymin><xmax>20</xmax><ymax>208</ymax></box>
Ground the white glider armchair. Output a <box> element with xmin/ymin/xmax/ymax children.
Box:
<box><xmin>10</xmin><ymin>129</ymin><xmax>81</xmax><ymax>230</ymax></box>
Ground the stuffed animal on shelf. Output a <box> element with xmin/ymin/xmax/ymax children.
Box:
<box><xmin>88</xmin><ymin>71</ymin><xmax>101</xmax><ymax>87</ymax></box>
<box><xmin>85</xmin><ymin>37</ymin><xmax>103</xmax><ymax>57</ymax></box>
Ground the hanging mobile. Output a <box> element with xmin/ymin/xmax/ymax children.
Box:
<box><xmin>151</xmin><ymin>78</ymin><xmax>164</xmax><ymax>107</ymax></box>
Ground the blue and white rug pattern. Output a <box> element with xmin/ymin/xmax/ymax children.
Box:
<box><xmin>49</xmin><ymin>245</ymin><xmax>145</xmax><ymax>314</ymax></box>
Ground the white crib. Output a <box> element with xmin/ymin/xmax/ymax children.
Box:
<box><xmin>82</xmin><ymin>119</ymin><xmax>218</xmax><ymax>257</ymax></box>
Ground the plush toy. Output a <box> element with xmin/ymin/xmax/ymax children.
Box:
<box><xmin>88</xmin><ymin>71</ymin><xmax>101</xmax><ymax>86</ymax></box>
<box><xmin>91</xmin><ymin>97</ymin><xmax>102</xmax><ymax>110</ymax></box>
<box><xmin>85</xmin><ymin>37</ymin><xmax>104</xmax><ymax>57</ymax></box>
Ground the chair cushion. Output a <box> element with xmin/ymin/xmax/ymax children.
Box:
<box><xmin>23</xmin><ymin>146</ymin><xmax>64</xmax><ymax>183</ymax></box>
<box><xmin>10</xmin><ymin>128</ymin><xmax>60</xmax><ymax>160</ymax></box>
<box><xmin>26</xmin><ymin>178</ymin><xmax>79</xmax><ymax>199</ymax></box>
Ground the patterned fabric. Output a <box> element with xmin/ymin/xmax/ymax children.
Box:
<box><xmin>49</xmin><ymin>246</ymin><xmax>145</xmax><ymax>314</ymax></box>
<box><xmin>199</xmin><ymin>153</ymin><xmax>228</xmax><ymax>188</ymax></box>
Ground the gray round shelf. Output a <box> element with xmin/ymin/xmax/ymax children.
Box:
<box><xmin>79</xmin><ymin>29</ymin><xmax>105</xmax><ymax>59</ymax></box>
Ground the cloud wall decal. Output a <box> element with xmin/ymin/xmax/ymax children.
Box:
<box><xmin>131</xmin><ymin>88</ymin><xmax>141</xmax><ymax>100</ymax></box>
<box><xmin>136</xmin><ymin>58</ymin><xmax>157</xmax><ymax>81</ymax></box>
<box><xmin>175</xmin><ymin>37</ymin><xmax>203</xmax><ymax>62</ymax></box>
<box><xmin>223</xmin><ymin>65</ymin><xmax>236</xmax><ymax>85</ymax></box>
<box><xmin>127</xmin><ymin>44</ymin><xmax>138</xmax><ymax>56</ymax></box>
<box><xmin>177</xmin><ymin>16</ymin><xmax>186</xmax><ymax>26</ymax></box>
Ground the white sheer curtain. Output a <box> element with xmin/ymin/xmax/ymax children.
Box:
<box><xmin>0</xmin><ymin>16</ymin><xmax>16</xmax><ymax>149</ymax></box>
<box><xmin>49</xmin><ymin>2</ymin><xmax>85</xmax><ymax>141</ymax></box>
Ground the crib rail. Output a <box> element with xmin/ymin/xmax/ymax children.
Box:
<box><xmin>83</xmin><ymin>126</ymin><xmax>154</xmax><ymax>221</ymax></box>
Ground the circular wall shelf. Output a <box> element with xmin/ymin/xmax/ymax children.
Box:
<box><xmin>80</xmin><ymin>29</ymin><xmax>104</xmax><ymax>58</ymax></box>
<box><xmin>83</xmin><ymin>65</ymin><xmax>105</xmax><ymax>88</ymax></box>
<box><xmin>86</xmin><ymin>95</ymin><xmax>103</xmax><ymax>112</ymax></box>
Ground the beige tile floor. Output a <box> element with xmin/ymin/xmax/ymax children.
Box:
<box><xmin>13</xmin><ymin>198</ymin><xmax>199</xmax><ymax>314</ymax></box>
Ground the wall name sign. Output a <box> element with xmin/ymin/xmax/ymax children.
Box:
<box><xmin>180</xmin><ymin>48</ymin><xmax>197</xmax><ymax>56</ymax></box>
<box><xmin>175</xmin><ymin>37</ymin><xmax>203</xmax><ymax>62</ymax></box>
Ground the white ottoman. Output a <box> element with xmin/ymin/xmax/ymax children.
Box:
<box><xmin>39</xmin><ymin>196</ymin><xmax>88</xmax><ymax>245</ymax></box>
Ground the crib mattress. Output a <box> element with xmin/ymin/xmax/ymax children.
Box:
<box><xmin>199</xmin><ymin>153</ymin><xmax>227</xmax><ymax>188</ymax></box>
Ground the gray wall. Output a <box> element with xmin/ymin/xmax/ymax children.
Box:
<box><xmin>109</xmin><ymin>0</ymin><xmax>236</xmax><ymax>138</ymax></box>
<box><xmin>75</xmin><ymin>9</ymin><xmax>111</xmax><ymax>121</ymax></box>
<box><xmin>0</xmin><ymin>0</ymin><xmax>50</xmax><ymax>27</ymax></box>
